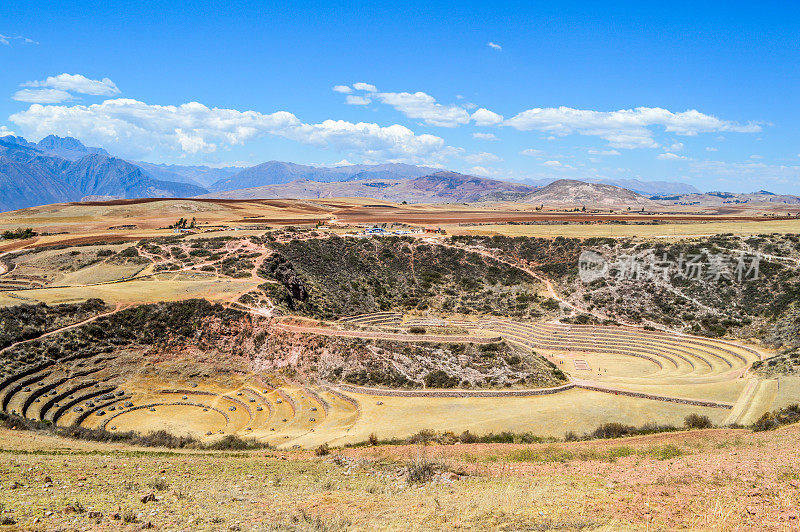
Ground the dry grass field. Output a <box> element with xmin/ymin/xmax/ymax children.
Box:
<box><xmin>2</xmin><ymin>422</ymin><xmax>800</xmax><ymax>530</ymax></box>
<box><xmin>445</xmin><ymin>219</ymin><xmax>800</xmax><ymax>238</ymax></box>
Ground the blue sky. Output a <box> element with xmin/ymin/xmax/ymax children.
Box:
<box><xmin>1</xmin><ymin>0</ymin><xmax>799</xmax><ymax>192</ymax></box>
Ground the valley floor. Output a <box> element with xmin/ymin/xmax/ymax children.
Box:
<box><xmin>1</xmin><ymin>423</ymin><xmax>799</xmax><ymax>531</ymax></box>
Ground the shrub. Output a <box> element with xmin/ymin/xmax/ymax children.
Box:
<box><xmin>203</xmin><ymin>435</ymin><xmax>268</xmax><ymax>450</ymax></box>
<box><xmin>592</xmin><ymin>422</ymin><xmax>634</xmax><ymax>439</ymax></box>
<box><xmin>406</xmin><ymin>455</ymin><xmax>438</xmax><ymax>483</ymax></box>
<box><xmin>315</xmin><ymin>443</ymin><xmax>330</xmax><ymax>456</ymax></box>
<box><xmin>459</xmin><ymin>430</ymin><xmax>478</xmax><ymax>443</ymax></box>
<box><xmin>1</xmin><ymin>228</ymin><xmax>35</xmax><ymax>240</ymax></box>
<box><xmin>368</xmin><ymin>433</ymin><xmax>378</xmax><ymax>446</ymax></box>
<box><xmin>423</xmin><ymin>370</ymin><xmax>459</xmax><ymax>388</ymax></box>
<box><xmin>684</xmin><ymin>414</ymin><xmax>713</xmax><ymax>429</ymax></box>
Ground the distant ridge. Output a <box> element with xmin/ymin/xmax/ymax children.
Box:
<box><xmin>210</xmin><ymin>161</ymin><xmax>439</xmax><ymax>192</ymax></box>
<box><xmin>199</xmin><ymin>170</ymin><xmax>536</xmax><ymax>203</ymax></box>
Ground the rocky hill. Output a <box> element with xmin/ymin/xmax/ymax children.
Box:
<box><xmin>522</xmin><ymin>179</ymin><xmax>658</xmax><ymax>208</ymax></box>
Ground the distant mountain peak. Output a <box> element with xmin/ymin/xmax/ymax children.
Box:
<box><xmin>35</xmin><ymin>135</ymin><xmax>109</xmax><ymax>160</ymax></box>
<box><xmin>38</xmin><ymin>134</ymin><xmax>88</xmax><ymax>151</ymax></box>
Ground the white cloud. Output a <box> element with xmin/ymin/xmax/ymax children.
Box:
<box><xmin>587</xmin><ymin>149</ymin><xmax>621</xmax><ymax>156</ymax></box>
<box><xmin>668</xmin><ymin>142</ymin><xmax>685</xmax><ymax>151</ymax></box>
<box><xmin>473</xmin><ymin>132</ymin><xmax>498</xmax><ymax>141</ymax></box>
<box><xmin>22</xmin><ymin>73</ymin><xmax>120</xmax><ymax>96</ymax></box>
<box><xmin>464</xmin><ymin>152</ymin><xmax>502</xmax><ymax>164</ymax></box>
<box><xmin>503</xmin><ymin>106</ymin><xmax>761</xmax><ymax>149</ymax></box>
<box><xmin>487</xmin><ymin>42</ymin><xmax>502</xmax><ymax>51</ymax></box>
<box><xmin>12</xmin><ymin>88</ymin><xmax>73</xmax><ymax>104</ymax></box>
<box><xmin>0</xmin><ymin>33</ymin><xmax>37</xmax><ymax>46</ymax></box>
<box><xmin>376</xmin><ymin>91</ymin><xmax>470</xmax><ymax>127</ymax></box>
<box><xmin>543</xmin><ymin>160</ymin><xmax>566</xmax><ymax>167</ymax></box>
<box><xmin>353</xmin><ymin>82</ymin><xmax>377</xmax><ymax>92</ymax></box>
<box><xmin>750</xmin><ymin>154</ymin><xmax>763</xmax><ymax>159</ymax></box>
<box><xmin>345</xmin><ymin>95</ymin><xmax>371</xmax><ymax>106</ymax></box>
<box><xmin>9</xmin><ymin>98</ymin><xmax>459</xmax><ymax>165</ymax></box>
<box><xmin>0</xmin><ymin>126</ymin><xmax>15</xmax><ymax>137</ymax></box>
<box><xmin>657</xmin><ymin>152</ymin><xmax>688</xmax><ymax>160</ymax></box>
<box><xmin>469</xmin><ymin>166</ymin><xmax>491</xmax><ymax>175</ymax></box>
<box><xmin>520</xmin><ymin>148</ymin><xmax>544</xmax><ymax>157</ymax></box>
<box><xmin>706</xmin><ymin>147</ymin><xmax>718</xmax><ymax>152</ymax></box>
<box><xmin>471</xmin><ymin>108</ymin><xmax>504</xmax><ymax>126</ymax></box>
<box><xmin>332</xmin><ymin>85</ymin><xmax>352</xmax><ymax>94</ymax></box>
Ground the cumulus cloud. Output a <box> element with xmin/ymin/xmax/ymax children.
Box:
<box><xmin>0</xmin><ymin>126</ymin><xmax>15</xmax><ymax>137</ymax></box>
<box><xmin>471</xmin><ymin>108</ymin><xmax>504</xmax><ymax>126</ymax></box>
<box><xmin>332</xmin><ymin>85</ymin><xmax>352</xmax><ymax>94</ymax></box>
<box><xmin>376</xmin><ymin>91</ymin><xmax>471</xmax><ymax>127</ymax></box>
<box><xmin>473</xmin><ymin>132</ymin><xmax>498</xmax><ymax>140</ymax></box>
<box><xmin>464</xmin><ymin>152</ymin><xmax>502</xmax><ymax>164</ymax></box>
<box><xmin>9</xmin><ymin>98</ymin><xmax>458</xmax><ymax>164</ymax></box>
<box><xmin>503</xmin><ymin>106</ymin><xmax>761</xmax><ymax>149</ymax></box>
<box><xmin>520</xmin><ymin>148</ymin><xmax>544</xmax><ymax>157</ymax></box>
<box><xmin>22</xmin><ymin>73</ymin><xmax>120</xmax><ymax>96</ymax></box>
<box><xmin>13</xmin><ymin>88</ymin><xmax>73</xmax><ymax>104</ymax></box>
<box><xmin>487</xmin><ymin>42</ymin><xmax>502</xmax><ymax>50</ymax></box>
<box><xmin>345</xmin><ymin>95</ymin><xmax>371</xmax><ymax>106</ymax></box>
<box><xmin>542</xmin><ymin>160</ymin><xmax>565</xmax><ymax>167</ymax></box>
<box><xmin>656</xmin><ymin>152</ymin><xmax>688</xmax><ymax>160</ymax></box>
<box><xmin>353</xmin><ymin>82</ymin><xmax>377</xmax><ymax>92</ymax></box>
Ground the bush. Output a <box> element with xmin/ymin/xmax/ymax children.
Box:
<box><xmin>2</xmin><ymin>228</ymin><xmax>35</xmax><ymax>240</ymax></box>
<box><xmin>423</xmin><ymin>370</ymin><xmax>459</xmax><ymax>388</ymax></box>
<box><xmin>684</xmin><ymin>414</ymin><xmax>713</xmax><ymax>429</ymax></box>
<box><xmin>592</xmin><ymin>422</ymin><xmax>634</xmax><ymax>439</ymax></box>
<box><xmin>203</xmin><ymin>435</ymin><xmax>268</xmax><ymax>450</ymax></box>
<box><xmin>368</xmin><ymin>433</ymin><xmax>378</xmax><ymax>446</ymax></box>
<box><xmin>315</xmin><ymin>443</ymin><xmax>330</xmax><ymax>456</ymax></box>
<box><xmin>408</xmin><ymin>326</ymin><xmax>426</xmax><ymax>334</ymax></box>
<box><xmin>406</xmin><ymin>455</ymin><xmax>438</xmax><ymax>483</ymax></box>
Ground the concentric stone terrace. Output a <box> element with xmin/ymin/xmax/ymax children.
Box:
<box><xmin>0</xmin><ymin>358</ymin><xmax>360</xmax><ymax>448</ymax></box>
<box><xmin>0</xmin><ymin>310</ymin><xmax>768</xmax><ymax>447</ymax></box>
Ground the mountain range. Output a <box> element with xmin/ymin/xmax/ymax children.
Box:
<box><xmin>0</xmin><ymin>134</ymin><xmax>797</xmax><ymax>213</ymax></box>
<box><xmin>200</xmin><ymin>171</ymin><xmax>536</xmax><ymax>203</ymax></box>
<box><xmin>0</xmin><ymin>136</ymin><xmax>205</xmax><ymax>211</ymax></box>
